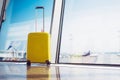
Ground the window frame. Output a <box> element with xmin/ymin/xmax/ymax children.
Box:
<box><xmin>0</xmin><ymin>0</ymin><xmax>6</xmax><ymax>30</ymax></box>
<box><xmin>56</xmin><ymin>0</ymin><xmax>120</xmax><ymax>67</ymax></box>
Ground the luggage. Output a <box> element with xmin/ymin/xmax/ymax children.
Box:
<box><xmin>26</xmin><ymin>6</ymin><xmax>51</xmax><ymax>65</ymax></box>
<box><xmin>27</xmin><ymin>32</ymin><xmax>51</xmax><ymax>64</ymax></box>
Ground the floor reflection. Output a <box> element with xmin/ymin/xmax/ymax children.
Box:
<box><xmin>0</xmin><ymin>62</ymin><xmax>120</xmax><ymax>80</ymax></box>
<box><xmin>27</xmin><ymin>66</ymin><xmax>50</xmax><ymax>80</ymax></box>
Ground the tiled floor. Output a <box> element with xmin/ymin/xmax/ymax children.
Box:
<box><xmin>0</xmin><ymin>62</ymin><xmax>120</xmax><ymax>80</ymax></box>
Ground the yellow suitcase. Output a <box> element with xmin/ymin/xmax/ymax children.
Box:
<box><xmin>27</xmin><ymin>32</ymin><xmax>51</xmax><ymax>65</ymax></box>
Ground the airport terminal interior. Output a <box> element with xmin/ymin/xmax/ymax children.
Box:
<box><xmin>0</xmin><ymin>0</ymin><xmax>120</xmax><ymax>80</ymax></box>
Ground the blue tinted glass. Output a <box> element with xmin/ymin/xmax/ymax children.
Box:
<box><xmin>0</xmin><ymin>0</ymin><xmax>54</xmax><ymax>51</ymax></box>
<box><xmin>11</xmin><ymin>0</ymin><xmax>53</xmax><ymax>23</ymax></box>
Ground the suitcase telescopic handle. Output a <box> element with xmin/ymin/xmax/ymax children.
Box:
<box><xmin>35</xmin><ymin>6</ymin><xmax>45</xmax><ymax>32</ymax></box>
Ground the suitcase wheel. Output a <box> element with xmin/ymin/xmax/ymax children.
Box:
<box><xmin>27</xmin><ymin>60</ymin><xmax>31</xmax><ymax>66</ymax></box>
<box><xmin>45</xmin><ymin>60</ymin><xmax>51</xmax><ymax>65</ymax></box>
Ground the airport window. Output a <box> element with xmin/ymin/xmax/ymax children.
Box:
<box><xmin>59</xmin><ymin>0</ymin><xmax>120</xmax><ymax>64</ymax></box>
<box><xmin>0</xmin><ymin>0</ymin><xmax>54</xmax><ymax>58</ymax></box>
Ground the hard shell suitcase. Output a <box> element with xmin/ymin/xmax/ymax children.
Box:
<box><xmin>27</xmin><ymin>32</ymin><xmax>50</xmax><ymax>64</ymax></box>
<box><xmin>26</xmin><ymin>6</ymin><xmax>51</xmax><ymax>65</ymax></box>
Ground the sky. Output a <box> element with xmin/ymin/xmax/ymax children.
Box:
<box><xmin>0</xmin><ymin>0</ymin><xmax>54</xmax><ymax>50</ymax></box>
<box><xmin>61</xmin><ymin>0</ymin><xmax>120</xmax><ymax>54</ymax></box>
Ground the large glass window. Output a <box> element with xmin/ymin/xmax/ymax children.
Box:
<box><xmin>60</xmin><ymin>0</ymin><xmax>120</xmax><ymax>64</ymax></box>
<box><xmin>0</xmin><ymin>0</ymin><xmax>54</xmax><ymax>58</ymax></box>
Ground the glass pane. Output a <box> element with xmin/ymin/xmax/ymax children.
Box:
<box><xmin>60</xmin><ymin>0</ymin><xmax>120</xmax><ymax>64</ymax></box>
<box><xmin>0</xmin><ymin>0</ymin><xmax>54</xmax><ymax>59</ymax></box>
